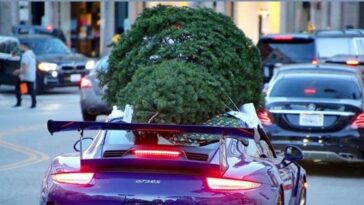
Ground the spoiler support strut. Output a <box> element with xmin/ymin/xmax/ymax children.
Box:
<box><xmin>78</xmin><ymin>127</ymin><xmax>84</xmax><ymax>159</ymax></box>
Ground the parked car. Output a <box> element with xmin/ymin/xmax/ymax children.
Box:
<box><xmin>12</xmin><ymin>25</ymin><xmax>67</xmax><ymax>44</ymax></box>
<box><xmin>260</xmin><ymin>64</ymin><xmax>364</xmax><ymax>165</ymax></box>
<box><xmin>262</xmin><ymin>63</ymin><xmax>364</xmax><ymax>94</ymax></box>
<box><xmin>80</xmin><ymin>56</ymin><xmax>111</xmax><ymax>121</ymax></box>
<box><xmin>40</xmin><ymin>107</ymin><xmax>307</xmax><ymax>205</ymax></box>
<box><xmin>0</xmin><ymin>34</ymin><xmax>95</xmax><ymax>93</ymax></box>
<box><xmin>0</xmin><ymin>36</ymin><xmax>20</xmax><ymax>86</ymax></box>
<box><xmin>258</xmin><ymin>29</ymin><xmax>364</xmax><ymax>82</ymax></box>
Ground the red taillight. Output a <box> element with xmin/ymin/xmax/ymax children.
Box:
<box><xmin>351</xmin><ymin>113</ymin><xmax>364</xmax><ymax>129</ymax></box>
<box><xmin>46</xmin><ymin>25</ymin><xmax>54</xmax><ymax>31</ymax></box>
<box><xmin>80</xmin><ymin>77</ymin><xmax>93</xmax><ymax>88</ymax></box>
<box><xmin>52</xmin><ymin>172</ymin><xmax>94</xmax><ymax>185</ymax></box>
<box><xmin>312</xmin><ymin>59</ymin><xmax>319</xmax><ymax>65</ymax></box>
<box><xmin>346</xmin><ymin>59</ymin><xmax>359</xmax><ymax>66</ymax></box>
<box><xmin>207</xmin><ymin>177</ymin><xmax>261</xmax><ymax>190</ymax></box>
<box><xmin>272</xmin><ymin>35</ymin><xmax>293</xmax><ymax>41</ymax></box>
<box><xmin>257</xmin><ymin>109</ymin><xmax>272</xmax><ymax>126</ymax></box>
<box><xmin>304</xmin><ymin>87</ymin><xmax>316</xmax><ymax>95</ymax></box>
<box><xmin>133</xmin><ymin>149</ymin><xmax>182</xmax><ymax>159</ymax></box>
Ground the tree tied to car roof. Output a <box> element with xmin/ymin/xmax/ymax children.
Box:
<box><xmin>99</xmin><ymin>5</ymin><xmax>263</xmax><ymax>124</ymax></box>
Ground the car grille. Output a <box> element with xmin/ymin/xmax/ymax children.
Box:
<box><xmin>76</xmin><ymin>65</ymin><xmax>85</xmax><ymax>70</ymax></box>
<box><xmin>60</xmin><ymin>64</ymin><xmax>86</xmax><ymax>71</ymax></box>
<box><xmin>103</xmin><ymin>150</ymin><xmax>209</xmax><ymax>161</ymax></box>
<box><xmin>61</xmin><ymin>66</ymin><xmax>74</xmax><ymax>71</ymax></box>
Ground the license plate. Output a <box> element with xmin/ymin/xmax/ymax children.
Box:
<box><xmin>299</xmin><ymin>113</ymin><xmax>324</xmax><ymax>126</ymax></box>
<box><xmin>70</xmin><ymin>74</ymin><xmax>81</xmax><ymax>82</ymax></box>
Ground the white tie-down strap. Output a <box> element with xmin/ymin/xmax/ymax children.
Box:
<box><xmin>123</xmin><ymin>104</ymin><xmax>134</xmax><ymax>123</ymax></box>
<box><xmin>227</xmin><ymin>103</ymin><xmax>262</xmax><ymax>129</ymax></box>
<box><xmin>108</xmin><ymin>104</ymin><xmax>134</xmax><ymax>122</ymax></box>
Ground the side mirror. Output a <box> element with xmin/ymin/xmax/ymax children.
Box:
<box><xmin>73</xmin><ymin>137</ymin><xmax>93</xmax><ymax>152</ymax></box>
<box><xmin>283</xmin><ymin>146</ymin><xmax>303</xmax><ymax>163</ymax></box>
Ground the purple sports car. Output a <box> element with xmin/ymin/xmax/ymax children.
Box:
<box><xmin>40</xmin><ymin>118</ymin><xmax>307</xmax><ymax>205</ymax></box>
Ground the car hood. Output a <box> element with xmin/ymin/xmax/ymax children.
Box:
<box><xmin>36</xmin><ymin>53</ymin><xmax>89</xmax><ymax>64</ymax></box>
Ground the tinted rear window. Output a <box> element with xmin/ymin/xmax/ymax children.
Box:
<box><xmin>270</xmin><ymin>75</ymin><xmax>361</xmax><ymax>99</ymax></box>
<box><xmin>258</xmin><ymin>39</ymin><xmax>315</xmax><ymax>63</ymax></box>
<box><xmin>316</xmin><ymin>37</ymin><xmax>361</xmax><ymax>58</ymax></box>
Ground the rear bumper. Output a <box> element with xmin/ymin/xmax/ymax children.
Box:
<box><xmin>41</xmin><ymin>173</ymin><xmax>274</xmax><ymax>205</ymax></box>
<box><xmin>265</xmin><ymin>126</ymin><xmax>364</xmax><ymax>163</ymax></box>
<box><xmin>41</xmin><ymin>188</ymin><xmax>269</xmax><ymax>205</ymax></box>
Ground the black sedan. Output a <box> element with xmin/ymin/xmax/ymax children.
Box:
<box><xmin>260</xmin><ymin>64</ymin><xmax>364</xmax><ymax>164</ymax></box>
<box><xmin>80</xmin><ymin>56</ymin><xmax>111</xmax><ymax>121</ymax></box>
<box><xmin>19</xmin><ymin>35</ymin><xmax>95</xmax><ymax>93</ymax></box>
<box><xmin>0</xmin><ymin>34</ymin><xmax>94</xmax><ymax>93</ymax></box>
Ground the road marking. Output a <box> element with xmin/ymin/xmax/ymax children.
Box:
<box><xmin>0</xmin><ymin>124</ymin><xmax>49</xmax><ymax>171</ymax></box>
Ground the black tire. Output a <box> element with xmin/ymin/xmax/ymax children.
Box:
<box><xmin>82</xmin><ymin>112</ymin><xmax>96</xmax><ymax>121</ymax></box>
<box><xmin>277</xmin><ymin>189</ymin><xmax>283</xmax><ymax>205</ymax></box>
<box><xmin>359</xmin><ymin>169</ymin><xmax>364</xmax><ymax>177</ymax></box>
<box><xmin>299</xmin><ymin>183</ymin><xmax>307</xmax><ymax>205</ymax></box>
<box><xmin>36</xmin><ymin>75</ymin><xmax>45</xmax><ymax>94</ymax></box>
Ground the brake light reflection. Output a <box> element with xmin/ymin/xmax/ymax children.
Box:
<box><xmin>304</xmin><ymin>88</ymin><xmax>316</xmax><ymax>95</ymax></box>
<box><xmin>46</xmin><ymin>25</ymin><xmax>54</xmax><ymax>31</ymax></box>
<box><xmin>52</xmin><ymin>172</ymin><xmax>94</xmax><ymax>185</ymax></box>
<box><xmin>207</xmin><ymin>177</ymin><xmax>261</xmax><ymax>190</ymax></box>
<box><xmin>271</xmin><ymin>35</ymin><xmax>293</xmax><ymax>41</ymax></box>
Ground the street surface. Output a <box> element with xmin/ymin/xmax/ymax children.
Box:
<box><xmin>0</xmin><ymin>85</ymin><xmax>363</xmax><ymax>205</ymax></box>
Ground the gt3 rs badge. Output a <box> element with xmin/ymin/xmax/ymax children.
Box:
<box><xmin>136</xmin><ymin>179</ymin><xmax>161</xmax><ymax>184</ymax></box>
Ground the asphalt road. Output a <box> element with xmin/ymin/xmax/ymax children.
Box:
<box><xmin>0</xmin><ymin>85</ymin><xmax>363</xmax><ymax>205</ymax></box>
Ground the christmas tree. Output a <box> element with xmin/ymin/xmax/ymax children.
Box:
<box><xmin>99</xmin><ymin>5</ymin><xmax>262</xmax><ymax>124</ymax></box>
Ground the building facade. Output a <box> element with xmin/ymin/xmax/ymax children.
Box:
<box><xmin>1</xmin><ymin>1</ymin><xmax>363</xmax><ymax>57</ymax></box>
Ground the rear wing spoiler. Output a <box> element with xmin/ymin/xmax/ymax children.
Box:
<box><xmin>47</xmin><ymin>120</ymin><xmax>255</xmax><ymax>174</ymax></box>
<box><xmin>47</xmin><ymin>120</ymin><xmax>254</xmax><ymax>138</ymax></box>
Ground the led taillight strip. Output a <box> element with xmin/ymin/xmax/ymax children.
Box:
<box><xmin>133</xmin><ymin>150</ymin><xmax>182</xmax><ymax>158</ymax></box>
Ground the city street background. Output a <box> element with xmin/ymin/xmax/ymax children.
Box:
<box><xmin>0</xmin><ymin>86</ymin><xmax>363</xmax><ymax>205</ymax></box>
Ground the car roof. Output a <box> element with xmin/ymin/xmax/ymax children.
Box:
<box><xmin>259</xmin><ymin>29</ymin><xmax>364</xmax><ymax>41</ymax></box>
<box><xmin>278</xmin><ymin>63</ymin><xmax>359</xmax><ymax>73</ymax></box>
<box><xmin>259</xmin><ymin>33</ymin><xmax>313</xmax><ymax>40</ymax></box>
<box><xmin>279</xmin><ymin>71</ymin><xmax>355</xmax><ymax>78</ymax></box>
<box><xmin>315</xmin><ymin>29</ymin><xmax>364</xmax><ymax>37</ymax></box>
<box><xmin>15</xmin><ymin>34</ymin><xmax>55</xmax><ymax>40</ymax></box>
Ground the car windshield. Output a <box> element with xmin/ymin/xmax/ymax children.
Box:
<box><xmin>258</xmin><ymin>39</ymin><xmax>315</xmax><ymax>63</ymax></box>
<box><xmin>316</xmin><ymin>37</ymin><xmax>364</xmax><ymax>58</ymax></box>
<box><xmin>20</xmin><ymin>38</ymin><xmax>71</xmax><ymax>55</ymax></box>
<box><xmin>270</xmin><ymin>75</ymin><xmax>361</xmax><ymax>100</ymax></box>
<box><xmin>105</xmin><ymin>130</ymin><xmax>223</xmax><ymax>147</ymax></box>
<box><xmin>95</xmin><ymin>56</ymin><xmax>109</xmax><ymax>73</ymax></box>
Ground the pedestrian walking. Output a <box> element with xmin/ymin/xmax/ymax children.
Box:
<box><xmin>12</xmin><ymin>42</ymin><xmax>37</xmax><ymax>108</ymax></box>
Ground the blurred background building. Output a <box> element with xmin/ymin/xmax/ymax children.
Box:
<box><xmin>1</xmin><ymin>1</ymin><xmax>363</xmax><ymax>57</ymax></box>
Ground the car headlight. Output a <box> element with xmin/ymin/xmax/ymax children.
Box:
<box><xmin>38</xmin><ymin>62</ymin><xmax>58</xmax><ymax>72</ymax></box>
<box><xmin>85</xmin><ymin>60</ymin><xmax>96</xmax><ymax>70</ymax></box>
